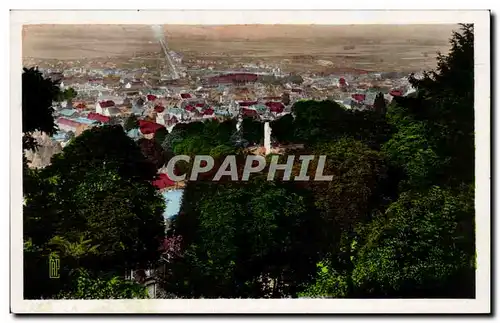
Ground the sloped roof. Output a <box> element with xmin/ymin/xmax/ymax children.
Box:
<box><xmin>99</xmin><ymin>100</ymin><xmax>115</xmax><ymax>108</ymax></box>
<box><xmin>59</xmin><ymin>109</ymin><xmax>77</xmax><ymax>117</ymax></box>
<box><xmin>105</xmin><ymin>107</ymin><xmax>121</xmax><ymax>116</ymax></box>
<box><xmin>153</xmin><ymin>173</ymin><xmax>176</xmax><ymax>190</ymax></box>
<box><xmin>56</xmin><ymin>117</ymin><xmax>80</xmax><ymax>128</ymax></box>
<box><xmin>241</xmin><ymin>108</ymin><xmax>258</xmax><ymax>117</ymax></box>
<box><xmin>87</xmin><ymin>112</ymin><xmax>111</xmax><ymax>123</ymax></box>
<box><xmin>154</xmin><ymin>105</ymin><xmax>165</xmax><ymax>113</ymax></box>
<box><xmin>203</xmin><ymin>108</ymin><xmax>214</xmax><ymax>115</ymax></box>
<box><xmin>265</xmin><ymin>102</ymin><xmax>285</xmax><ymax>113</ymax></box>
<box><xmin>139</xmin><ymin>120</ymin><xmax>166</xmax><ymax>135</ymax></box>
<box><xmin>239</xmin><ymin>101</ymin><xmax>258</xmax><ymax>107</ymax></box>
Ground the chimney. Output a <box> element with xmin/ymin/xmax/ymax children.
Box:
<box><xmin>264</xmin><ymin>121</ymin><xmax>272</xmax><ymax>155</ymax></box>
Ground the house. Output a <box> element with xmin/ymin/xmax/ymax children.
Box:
<box><xmin>154</xmin><ymin>105</ymin><xmax>165</xmax><ymax>113</ymax></box>
<box><xmin>265</xmin><ymin>102</ymin><xmax>285</xmax><ymax>113</ymax></box>
<box><xmin>352</xmin><ymin>94</ymin><xmax>366</xmax><ymax>102</ymax></box>
<box><xmin>56</xmin><ymin>117</ymin><xmax>81</xmax><ymax>132</ymax></box>
<box><xmin>390</xmin><ymin>89</ymin><xmax>403</xmax><ymax>97</ymax></box>
<box><xmin>59</xmin><ymin>109</ymin><xmax>78</xmax><ymax>118</ymax></box>
<box><xmin>166</xmin><ymin>116</ymin><xmax>179</xmax><ymax>127</ymax></box>
<box><xmin>101</xmin><ymin>106</ymin><xmax>121</xmax><ymax>117</ymax></box>
<box><xmin>95</xmin><ymin>100</ymin><xmax>115</xmax><ymax>114</ymax></box>
<box><xmin>207</xmin><ymin>73</ymin><xmax>258</xmax><ymax>85</ymax></box>
<box><xmin>75</xmin><ymin>103</ymin><xmax>87</xmax><ymax>110</ymax></box>
<box><xmin>152</xmin><ymin>173</ymin><xmax>176</xmax><ymax>190</ymax></box>
<box><xmin>202</xmin><ymin>108</ymin><xmax>215</xmax><ymax>119</ymax></box>
<box><xmin>139</xmin><ymin>120</ymin><xmax>166</xmax><ymax>137</ymax></box>
<box><xmin>238</xmin><ymin>101</ymin><xmax>258</xmax><ymax>107</ymax></box>
<box><xmin>241</xmin><ymin>108</ymin><xmax>259</xmax><ymax>118</ymax></box>
<box><xmin>147</xmin><ymin>94</ymin><xmax>158</xmax><ymax>102</ymax></box>
<box><xmin>180</xmin><ymin>93</ymin><xmax>191</xmax><ymax>99</ymax></box>
<box><xmin>87</xmin><ymin>112</ymin><xmax>111</xmax><ymax>123</ymax></box>
<box><xmin>184</xmin><ymin>105</ymin><xmax>195</xmax><ymax>113</ymax></box>
<box><xmin>168</xmin><ymin>108</ymin><xmax>184</xmax><ymax>120</ymax></box>
<box><xmin>214</xmin><ymin>109</ymin><xmax>231</xmax><ymax>118</ymax></box>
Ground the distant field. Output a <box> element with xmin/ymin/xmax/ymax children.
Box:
<box><xmin>22</xmin><ymin>24</ymin><xmax>457</xmax><ymax>72</ymax></box>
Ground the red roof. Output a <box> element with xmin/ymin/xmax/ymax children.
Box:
<box><xmin>139</xmin><ymin>120</ymin><xmax>166</xmax><ymax>135</ymax></box>
<box><xmin>390</xmin><ymin>90</ymin><xmax>403</xmax><ymax>97</ymax></box>
<box><xmin>265</xmin><ymin>102</ymin><xmax>285</xmax><ymax>113</ymax></box>
<box><xmin>152</xmin><ymin>173</ymin><xmax>176</xmax><ymax>190</ymax></box>
<box><xmin>185</xmin><ymin>105</ymin><xmax>195</xmax><ymax>112</ymax></box>
<box><xmin>203</xmin><ymin>108</ymin><xmax>214</xmax><ymax>116</ymax></box>
<box><xmin>241</xmin><ymin>108</ymin><xmax>258</xmax><ymax>117</ymax></box>
<box><xmin>87</xmin><ymin>112</ymin><xmax>111</xmax><ymax>123</ymax></box>
<box><xmin>57</xmin><ymin>117</ymin><xmax>80</xmax><ymax>128</ymax></box>
<box><xmin>180</xmin><ymin>93</ymin><xmax>191</xmax><ymax>99</ymax></box>
<box><xmin>352</xmin><ymin>94</ymin><xmax>366</xmax><ymax>102</ymax></box>
<box><xmin>339</xmin><ymin>77</ymin><xmax>347</xmax><ymax>85</ymax></box>
<box><xmin>154</xmin><ymin>105</ymin><xmax>165</xmax><ymax>113</ymax></box>
<box><xmin>99</xmin><ymin>100</ymin><xmax>115</xmax><ymax>108</ymax></box>
<box><xmin>208</xmin><ymin>73</ymin><xmax>258</xmax><ymax>84</ymax></box>
<box><xmin>195</xmin><ymin>103</ymin><xmax>205</xmax><ymax>107</ymax></box>
<box><xmin>239</xmin><ymin>101</ymin><xmax>258</xmax><ymax>107</ymax></box>
<box><xmin>147</xmin><ymin>94</ymin><xmax>158</xmax><ymax>101</ymax></box>
<box><xmin>75</xmin><ymin>103</ymin><xmax>86</xmax><ymax>110</ymax></box>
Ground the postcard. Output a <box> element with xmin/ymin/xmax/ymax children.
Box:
<box><xmin>11</xmin><ymin>9</ymin><xmax>491</xmax><ymax>314</ymax></box>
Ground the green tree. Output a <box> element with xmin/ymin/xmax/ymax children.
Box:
<box><xmin>23</xmin><ymin>126</ymin><xmax>165</xmax><ymax>298</ymax></box>
<box><xmin>138</xmin><ymin>138</ymin><xmax>167</xmax><ymax>169</ymax></box>
<box><xmin>387</xmin><ymin>24</ymin><xmax>474</xmax><ymax>188</ymax></box>
<box><xmin>22</xmin><ymin>67</ymin><xmax>60</xmax><ymax>150</ymax></box>
<box><xmin>162</xmin><ymin>128</ymin><xmax>187</xmax><ymax>153</ymax></box>
<box><xmin>373</xmin><ymin>92</ymin><xmax>386</xmax><ymax>114</ymax></box>
<box><xmin>124</xmin><ymin>114</ymin><xmax>140</xmax><ymax>132</ymax></box>
<box><xmin>58</xmin><ymin>87</ymin><xmax>78</xmax><ymax>102</ymax></box>
<box><xmin>154</xmin><ymin>127</ymin><xmax>169</xmax><ymax>146</ymax></box>
<box><xmin>270</xmin><ymin>114</ymin><xmax>295</xmax><ymax>144</ymax></box>
<box><xmin>47</xmin><ymin>125</ymin><xmax>157</xmax><ymax>182</ymax></box>
<box><xmin>166</xmin><ymin>178</ymin><xmax>322</xmax><ymax>298</ymax></box>
<box><xmin>352</xmin><ymin>186</ymin><xmax>475</xmax><ymax>298</ymax></box>
<box><xmin>58</xmin><ymin>269</ymin><xmax>149</xmax><ymax>299</ymax></box>
<box><xmin>173</xmin><ymin>136</ymin><xmax>212</xmax><ymax>156</ymax></box>
<box><xmin>241</xmin><ymin>117</ymin><xmax>264</xmax><ymax>145</ymax></box>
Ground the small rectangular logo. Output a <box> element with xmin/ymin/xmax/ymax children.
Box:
<box><xmin>49</xmin><ymin>254</ymin><xmax>60</xmax><ymax>279</ymax></box>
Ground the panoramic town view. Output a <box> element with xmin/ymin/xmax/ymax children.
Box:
<box><xmin>22</xmin><ymin>23</ymin><xmax>475</xmax><ymax>299</ymax></box>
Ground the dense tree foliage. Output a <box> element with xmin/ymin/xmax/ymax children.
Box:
<box><xmin>165</xmin><ymin>178</ymin><xmax>322</xmax><ymax>298</ymax></box>
<box><xmin>240</xmin><ymin>117</ymin><xmax>264</xmax><ymax>145</ymax></box>
<box><xmin>58</xmin><ymin>270</ymin><xmax>149</xmax><ymax>299</ymax></box>
<box><xmin>138</xmin><ymin>138</ymin><xmax>167</xmax><ymax>169</ymax></box>
<box><xmin>373</xmin><ymin>92</ymin><xmax>386</xmax><ymax>114</ymax></box>
<box><xmin>23</xmin><ymin>124</ymin><xmax>165</xmax><ymax>299</ymax></box>
<box><xmin>22</xmin><ymin>67</ymin><xmax>60</xmax><ymax>150</ymax></box>
<box><xmin>124</xmin><ymin>114</ymin><xmax>140</xmax><ymax>132</ymax></box>
<box><xmin>352</xmin><ymin>185</ymin><xmax>475</xmax><ymax>298</ymax></box>
<box><xmin>57</xmin><ymin>87</ymin><xmax>78</xmax><ymax>102</ymax></box>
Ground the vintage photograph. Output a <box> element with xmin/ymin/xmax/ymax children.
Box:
<box><xmin>11</xmin><ymin>10</ymin><xmax>490</xmax><ymax>314</ymax></box>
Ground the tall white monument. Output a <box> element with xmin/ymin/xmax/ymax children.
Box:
<box><xmin>264</xmin><ymin>121</ymin><xmax>272</xmax><ymax>155</ymax></box>
<box><xmin>236</xmin><ymin>116</ymin><xmax>243</xmax><ymax>132</ymax></box>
